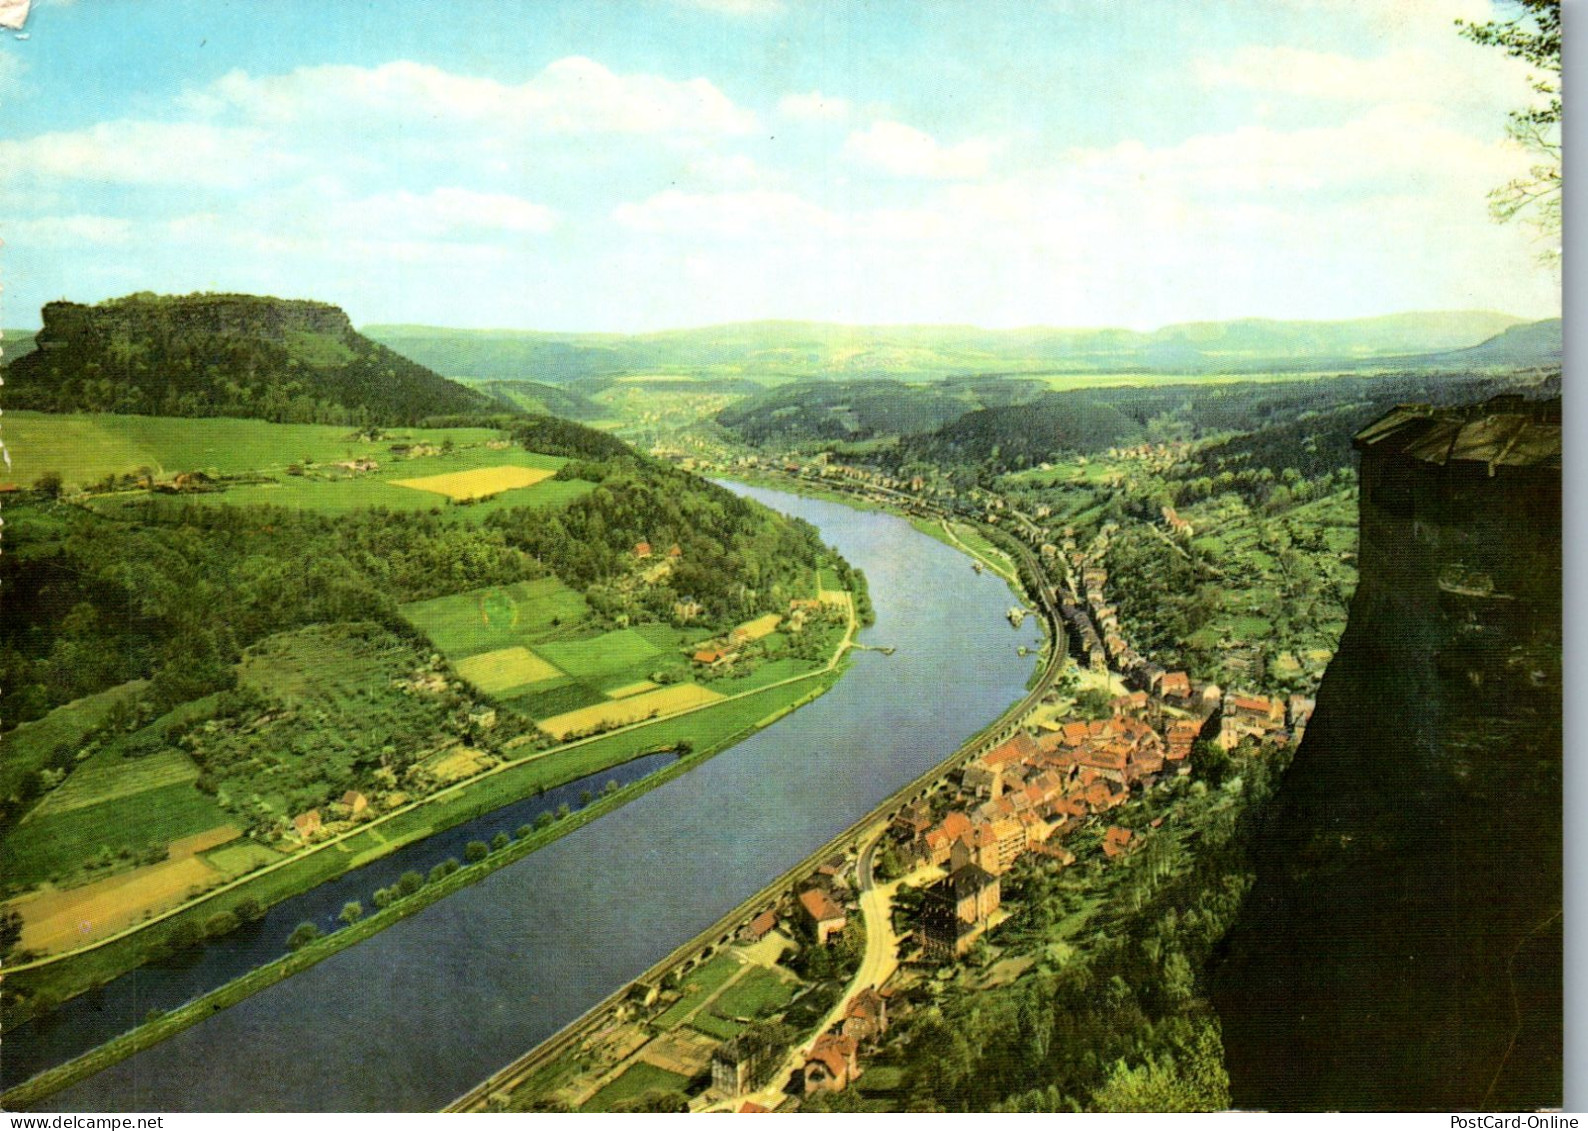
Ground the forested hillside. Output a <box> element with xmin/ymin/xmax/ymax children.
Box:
<box><xmin>715</xmin><ymin>376</ymin><xmax>1046</xmax><ymax>445</ymax></box>
<box><xmin>3</xmin><ymin>293</ymin><xmax>493</xmax><ymax>426</ymax></box>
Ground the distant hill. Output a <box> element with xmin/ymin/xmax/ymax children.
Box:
<box><xmin>1423</xmin><ymin>317</ymin><xmax>1561</xmax><ymax>368</ymax></box>
<box><xmin>714</xmin><ymin>375</ymin><xmax>1048</xmax><ymax>445</ymax></box>
<box><xmin>6</xmin><ymin>293</ymin><xmax>494</xmax><ymax>426</ymax></box>
<box><xmin>365</xmin><ymin>311</ymin><xmax>1526</xmax><ymax>383</ymax></box>
<box><xmin>468</xmin><ymin>378</ymin><xmax>606</xmax><ymax>421</ymax></box>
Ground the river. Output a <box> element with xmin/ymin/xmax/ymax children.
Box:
<box><xmin>31</xmin><ymin>484</ymin><xmax>1041</xmax><ymax>1111</ymax></box>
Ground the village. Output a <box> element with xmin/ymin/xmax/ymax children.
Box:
<box><xmin>477</xmin><ymin>465</ymin><xmax>1315</xmax><ymax>1113</ymax></box>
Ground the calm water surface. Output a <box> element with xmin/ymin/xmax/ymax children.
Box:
<box><xmin>37</xmin><ymin>485</ymin><xmax>1039</xmax><ymax>1111</ymax></box>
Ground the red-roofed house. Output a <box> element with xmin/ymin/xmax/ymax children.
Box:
<box><xmin>804</xmin><ymin>1033</ymin><xmax>859</xmax><ymax>1093</ymax></box>
<box><xmin>799</xmin><ymin>887</ymin><xmax>847</xmax><ymax>945</ymax></box>
<box><xmin>1102</xmin><ymin>826</ymin><xmax>1136</xmax><ymax>859</ymax></box>
<box><xmin>341</xmin><ymin>790</ymin><xmax>368</xmax><ymax>815</ymax></box>
<box><xmin>1160</xmin><ymin>671</ymin><xmax>1192</xmax><ymax>703</ymax></box>
<box><xmin>841</xmin><ymin>987</ymin><xmax>888</xmax><ymax>1043</ymax></box>
<box><xmin>633</xmin><ymin>541</ymin><xmax>653</xmax><ymax>558</ymax></box>
<box><xmin>742</xmin><ymin>909</ymin><xmax>778</xmax><ymax>942</ymax></box>
<box><xmin>292</xmin><ymin>809</ymin><xmax>322</xmax><ymax>840</ymax></box>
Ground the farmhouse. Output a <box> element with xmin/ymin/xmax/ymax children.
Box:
<box><xmin>292</xmin><ymin>809</ymin><xmax>322</xmax><ymax>840</ymax></box>
<box><xmin>340</xmin><ymin>790</ymin><xmax>368</xmax><ymax>815</ymax></box>
<box><xmin>841</xmin><ymin>987</ymin><xmax>888</xmax><ymax>1043</ymax></box>
<box><xmin>799</xmin><ymin>887</ymin><xmax>847</xmax><ymax>945</ymax></box>
<box><xmin>742</xmin><ymin>909</ymin><xmax>778</xmax><ymax>942</ymax></box>
<box><xmin>803</xmin><ymin>1033</ymin><xmax>860</xmax><ymax>1093</ymax></box>
<box><xmin>633</xmin><ymin>541</ymin><xmax>653</xmax><ymax>558</ymax></box>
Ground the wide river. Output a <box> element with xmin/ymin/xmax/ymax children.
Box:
<box><xmin>35</xmin><ymin>484</ymin><xmax>1041</xmax><ymax>1111</ymax></box>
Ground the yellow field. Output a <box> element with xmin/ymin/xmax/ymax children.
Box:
<box><xmin>392</xmin><ymin>465</ymin><xmax>556</xmax><ymax>501</ymax></box>
<box><xmin>424</xmin><ymin>746</ymin><xmax>490</xmax><ymax>784</ymax></box>
<box><xmin>7</xmin><ymin>824</ymin><xmax>239</xmax><ymax>954</ymax></box>
<box><xmin>730</xmin><ymin>614</ymin><xmax>782</xmax><ymax>642</ymax></box>
<box><xmin>606</xmin><ymin>681</ymin><xmax>660</xmax><ymax>699</ymax></box>
<box><xmin>455</xmin><ymin>646</ymin><xmax>564</xmax><ymax>693</ymax></box>
<box><xmin>818</xmin><ymin>589</ymin><xmax>852</xmax><ymax>609</ymax></box>
<box><xmin>538</xmin><ymin>684</ymin><xmax>726</xmax><ymax>740</ymax></box>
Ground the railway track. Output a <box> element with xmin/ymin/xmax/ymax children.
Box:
<box><xmin>446</xmin><ymin>489</ymin><xmax>1067</xmax><ymax>1113</ymax></box>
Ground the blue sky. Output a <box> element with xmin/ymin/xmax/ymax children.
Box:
<box><xmin>0</xmin><ymin>0</ymin><xmax>1561</xmax><ymax>331</ymax></box>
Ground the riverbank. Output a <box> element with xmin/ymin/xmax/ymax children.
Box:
<box><xmin>446</xmin><ymin>484</ymin><xmax>1066</xmax><ymax>1112</ymax></box>
<box><xmin>3</xmin><ymin>594</ymin><xmax>859</xmax><ymax>1108</ymax></box>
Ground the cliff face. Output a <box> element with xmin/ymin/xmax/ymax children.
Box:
<box><xmin>6</xmin><ymin>292</ymin><xmax>491</xmax><ymax>426</ymax></box>
<box><xmin>1212</xmin><ymin>396</ymin><xmax>1562</xmax><ymax>1111</ymax></box>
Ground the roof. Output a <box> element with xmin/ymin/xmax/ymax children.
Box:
<box><xmin>799</xmin><ymin>887</ymin><xmax>845</xmax><ymax>923</ymax></box>
<box><xmin>806</xmin><ymin>1033</ymin><xmax>856</xmax><ymax>1078</ymax></box>
<box><xmin>747</xmin><ymin>909</ymin><xmax>777</xmax><ymax>935</ymax></box>
<box><xmin>341</xmin><ymin>790</ymin><xmax>365</xmax><ymax>805</ymax></box>
<box><xmin>982</xmin><ymin>731</ymin><xmax>1039</xmax><ymax>768</ymax></box>
<box><xmin>846</xmin><ymin>987</ymin><xmax>885</xmax><ymax>1020</ymax></box>
<box><xmin>1353</xmin><ymin>399</ymin><xmax>1561</xmax><ymax>470</ymax></box>
<box><xmin>930</xmin><ymin>863</ymin><xmax>998</xmax><ymax>902</ymax></box>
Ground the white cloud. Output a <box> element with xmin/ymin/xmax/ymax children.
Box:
<box><xmin>0</xmin><ymin>119</ymin><xmax>293</xmax><ymax>187</ymax></box>
<box><xmin>614</xmin><ymin>188</ymin><xmax>837</xmax><ymax>239</ymax></box>
<box><xmin>3</xmin><ymin>213</ymin><xmax>134</xmax><ymax>246</ymax></box>
<box><xmin>843</xmin><ymin>119</ymin><xmax>996</xmax><ymax>180</ymax></box>
<box><xmin>190</xmin><ymin>56</ymin><xmax>757</xmax><ymax>137</ymax></box>
<box><xmin>778</xmin><ymin>90</ymin><xmax>851</xmax><ymax>123</ymax></box>
<box><xmin>1195</xmin><ymin>43</ymin><xmax>1535</xmax><ymax>110</ymax></box>
<box><xmin>337</xmin><ymin>188</ymin><xmax>556</xmax><ymax>240</ymax></box>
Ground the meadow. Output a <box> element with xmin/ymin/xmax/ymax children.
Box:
<box><xmin>3</xmin><ymin>412</ymin><xmax>504</xmax><ymax>487</ymax></box>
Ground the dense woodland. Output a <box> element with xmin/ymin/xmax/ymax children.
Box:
<box><xmin>715</xmin><ymin>376</ymin><xmax>1047</xmax><ymax>445</ymax></box>
<box><xmin>3</xmin><ymin>294</ymin><xmax>492</xmax><ymax>426</ymax></box>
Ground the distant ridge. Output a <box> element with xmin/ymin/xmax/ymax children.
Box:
<box><xmin>364</xmin><ymin>310</ymin><xmax>1528</xmax><ymax>383</ymax></box>
<box><xmin>5</xmin><ymin>293</ymin><xmax>494</xmax><ymax>426</ymax></box>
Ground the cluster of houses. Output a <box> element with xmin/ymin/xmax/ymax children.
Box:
<box><xmin>289</xmin><ymin>789</ymin><xmax>370</xmax><ymax>844</ymax></box>
<box><xmin>709</xmin><ymin>986</ymin><xmax>888</xmax><ymax>1102</ymax></box>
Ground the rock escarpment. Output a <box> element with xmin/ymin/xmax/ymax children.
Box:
<box><xmin>1212</xmin><ymin>396</ymin><xmax>1561</xmax><ymax>1110</ymax></box>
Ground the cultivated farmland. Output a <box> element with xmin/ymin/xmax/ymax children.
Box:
<box><xmin>392</xmin><ymin>464</ymin><xmax>557</xmax><ymax>501</ymax></box>
<box><xmin>454</xmin><ymin>647</ymin><xmax>564</xmax><ymax>696</ymax></box>
<box><xmin>537</xmin><ymin>684</ymin><xmax>726</xmax><ymax>740</ymax></box>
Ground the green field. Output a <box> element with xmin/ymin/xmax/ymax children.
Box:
<box><xmin>27</xmin><ymin>748</ymin><xmax>199</xmax><ymax>820</ymax></box>
<box><xmin>534</xmin><ymin>629</ymin><xmax>665</xmax><ymax>684</ymax></box>
<box><xmin>1</xmin><ymin>680</ymin><xmax>148</xmax><ymax>804</ymax></box>
<box><xmin>708</xmin><ymin>965</ymin><xmax>797</xmax><ymax>1020</ymax></box>
<box><xmin>400</xmin><ymin>579</ymin><xmax>591</xmax><ymax>658</ymax></box>
<box><xmin>654</xmin><ymin>953</ymin><xmax>742</xmax><ymax>1030</ymax></box>
<box><xmin>3</xmin><ymin>781</ymin><xmax>228</xmax><ymax>889</ymax></box>
<box><xmin>580</xmin><ymin>1062</ymin><xmax>690</xmax><ymax>1112</ymax></box>
<box><xmin>3</xmin><ymin>412</ymin><xmax>503</xmax><ymax>487</ymax></box>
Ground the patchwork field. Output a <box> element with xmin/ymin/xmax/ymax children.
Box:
<box><xmin>454</xmin><ymin>647</ymin><xmax>564</xmax><ymax>696</ymax></box>
<box><xmin>730</xmin><ymin>613</ymin><xmax>782</xmax><ymax>642</ymax></box>
<box><xmin>538</xmin><ymin>684</ymin><xmax>726</xmax><ymax>740</ymax></box>
<box><xmin>26</xmin><ymin>748</ymin><xmax>200</xmax><ymax>821</ymax></box>
<box><xmin>392</xmin><ymin>464</ymin><xmax>557</xmax><ymax>501</ymax></box>
<box><xmin>1</xmin><ymin>679</ymin><xmax>149</xmax><ymax>805</ymax></box>
<box><xmin>3</xmin><ymin>782</ymin><xmax>230</xmax><ymax>890</ymax></box>
<box><xmin>534</xmin><ymin>629</ymin><xmax>664</xmax><ymax>684</ymax></box>
<box><xmin>401</xmin><ymin>579</ymin><xmax>591</xmax><ymax>659</ymax></box>
<box><xmin>3</xmin><ymin>411</ymin><xmax>502</xmax><ymax>487</ymax></box>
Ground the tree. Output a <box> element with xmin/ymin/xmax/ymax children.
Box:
<box><xmin>491</xmin><ymin>831</ymin><xmax>510</xmax><ymax>852</ymax></box>
<box><xmin>465</xmin><ymin>840</ymin><xmax>489</xmax><ymax>863</ymax></box>
<box><xmin>0</xmin><ymin>910</ymin><xmax>22</xmax><ymax>959</ymax></box>
<box><xmin>34</xmin><ymin>471</ymin><xmax>63</xmax><ymax>499</ymax></box>
<box><xmin>1458</xmin><ymin>0</ymin><xmax>1562</xmax><ymax>263</ymax></box>
<box><xmin>287</xmin><ymin>922</ymin><xmax>322</xmax><ymax>951</ymax></box>
<box><xmin>339</xmin><ymin>901</ymin><xmax>364</xmax><ymax>927</ymax></box>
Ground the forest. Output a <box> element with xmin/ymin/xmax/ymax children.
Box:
<box><xmin>3</xmin><ymin>294</ymin><xmax>492</xmax><ymax>426</ymax></box>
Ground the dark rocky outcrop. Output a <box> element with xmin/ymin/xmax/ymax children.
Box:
<box><xmin>4</xmin><ymin>292</ymin><xmax>494</xmax><ymax>426</ymax></box>
<box><xmin>1212</xmin><ymin>396</ymin><xmax>1562</xmax><ymax>1110</ymax></box>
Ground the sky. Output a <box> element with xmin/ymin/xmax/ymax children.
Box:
<box><xmin>0</xmin><ymin>0</ymin><xmax>1563</xmax><ymax>332</ymax></box>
